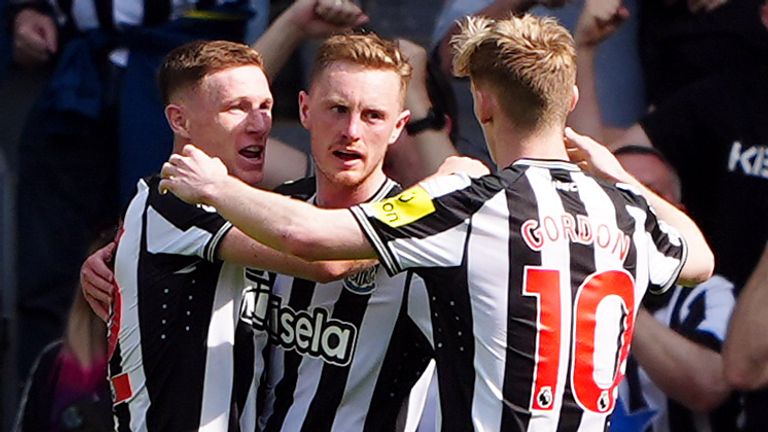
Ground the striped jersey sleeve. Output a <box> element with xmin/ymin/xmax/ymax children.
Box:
<box><xmin>142</xmin><ymin>176</ymin><xmax>233</xmax><ymax>262</ymax></box>
<box><xmin>349</xmin><ymin>173</ymin><xmax>491</xmax><ymax>276</ymax></box>
<box><xmin>615</xmin><ymin>182</ymin><xmax>688</xmax><ymax>294</ymax></box>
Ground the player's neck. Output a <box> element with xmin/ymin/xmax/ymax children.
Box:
<box><xmin>314</xmin><ymin>170</ymin><xmax>389</xmax><ymax>209</ymax></box>
<box><xmin>490</xmin><ymin>123</ymin><xmax>569</xmax><ymax>169</ymax></box>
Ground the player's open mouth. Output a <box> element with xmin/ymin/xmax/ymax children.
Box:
<box><xmin>239</xmin><ymin>145</ymin><xmax>264</xmax><ymax>160</ymax></box>
<box><xmin>333</xmin><ymin>150</ymin><xmax>362</xmax><ymax>162</ymax></box>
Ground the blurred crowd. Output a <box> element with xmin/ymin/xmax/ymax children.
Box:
<box><xmin>0</xmin><ymin>0</ymin><xmax>766</xmax><ymax>431</ymax></box>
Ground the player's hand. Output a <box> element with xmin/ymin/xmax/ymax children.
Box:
<box><xmin>81</xmin><ymin>242</ymin><xmax>116</xmax><ymax>322</ymax></box>
<box><xmin>13</xmin><ymin>8</ymin><xmax>58</xmax><ymax>67</ymax></box>
<box><xmin>574</xmin><ymin>0</ymin><xmax>628</xmax><ymax>48</ymax></box>
<box><xmin>160</xmin><ymin>145</ymin><xmax>230</xmax><ymax>205</ymax></box>
<box><xmin>435</xmin><ymin>156</ymin><xmax>490</xmax><ymax>179</ymax></box>
<box><xmin>564</xmin><ymin>127</ymin><xmax>630</xmax><ymax>184</ymax></box>
<box><xmin>284</xmin><ymin>0</ymin><xmax>368</xmax><ymax>38</ymax></box>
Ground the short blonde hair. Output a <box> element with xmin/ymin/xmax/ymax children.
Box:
<box><xmin>310</xmin><ymin>32</ymin><xmax>412</xmax><ymax>103</ymax></box>
<box><xmin>452</xmin><ymin>15</ymin><xmax>576</xmax><ymax>129</ymax></box>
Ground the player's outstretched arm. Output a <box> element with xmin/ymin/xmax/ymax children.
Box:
<box><xmin>160</xmin><ymin>145</ymin><xmax>376</xmax><ymax>262</ymax></box>
<box><xmin>723</xmin><ymin>242</ymin><xmax>768</xmax><ymax>390</ymax></box>
<box><xmin>564</xmin><ymin>127</ymin><xmax>714</xmax><ymax>285</ymax></box>
<box><xmin>82</xmin><ymin>231</ymin><xmax>371</xmax><ymax>300</ymax></box>
<box><xmin>219</xmin><ymin>229</ymin><xmax>376</xmax><ymax>283</ymax></box>
<box><xmin>81</xmin><ymin>242</ymin><xmax>116</xmax><ymax>322</ymax></box>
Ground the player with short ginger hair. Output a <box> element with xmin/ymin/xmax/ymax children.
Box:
<box><xmin>310</xmin><ymin>32</ymin><xmax>412</xmax><ymax>100</ymax></box>
<box><xmin>158</xmin><ymin>40</ymin><xmax>268</xmax><ymax>105</ymax></box>
<box><xmin>159</xmin><ymin>15</ymin><xmax>714</xmax><ymax>431</ymax></box>
<box><xmin>255</xmin><ymin>32</ymin><xmax>434</xmax><ymax>431</ymax></box>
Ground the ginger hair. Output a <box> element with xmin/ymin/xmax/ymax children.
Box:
<box><xmin>159</xmin><ymin>40</ymin><xmax>265</xmax><ymax>105</ymax></box>
<box><xmin>310</xmin><ymin>32</ymin><xmax>412</xmax><ymax>104</ymax></box>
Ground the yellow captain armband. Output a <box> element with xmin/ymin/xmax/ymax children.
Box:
<box><xmin>370</xmin><ymin>186</ymin><xmax>436</xmax><ymax>228</ymax></box>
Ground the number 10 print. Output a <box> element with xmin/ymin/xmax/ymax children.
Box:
<box><xmin>523</xmin><ymin>267</ymin><xmax>635</xmax><ymax>414</ymax></box>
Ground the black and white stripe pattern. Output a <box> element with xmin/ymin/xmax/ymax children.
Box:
<box><xmin>258</xmin><ymin>177</ymin><xmax>434</xmax><ymax>432</ymax></box>
<box><xmin>351</xmin><ymin>159</ymin><xmax>687</xmax><ymax>431</ymax></box>
<box><xmin>110</xmin><ymin>176</ymin><xmax>262</xmax><ymax>431</ymax></box>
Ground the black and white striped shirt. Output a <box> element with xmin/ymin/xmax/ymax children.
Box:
<box><xmin>257</xmin><ymin>177</ymin><xmax>434</xmax><ymax>432</ymax></box>
<box><xmin>350</xmin><ymin>159</ymin><xmax>687</xmax><ymax>432</ymax></box>
<box><xmin>109</xmin><ymin>175</ymin><xmax>267</xmax><ymax>431</ymax></box>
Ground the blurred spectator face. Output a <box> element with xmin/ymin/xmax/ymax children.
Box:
<box><xmin>300</xmin><ymin>61</ymin><xmax>408</xmax><ymax>189</ymax></box>
<box><xmin>616</xmin><ymin>152</ymin><xmax>682</xmax><ymax>206</ymax></box>
<box><xmin>180</xmin><ymin>65</ymin><xmax>273</xmax><ymax>186</ymax></box>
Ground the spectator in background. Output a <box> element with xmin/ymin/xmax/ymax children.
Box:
<box><xmin>14</xmin><ymin>229</ymin><xmax>114</xmax><ymax>432</ymax></box>
<box><xmin>570</xmin><ymin>1</ymin><xmax>768</xmax><ymax>429</ymax></box>
<box><xmin>639</xmin><ymin>0</ymin><xmax>768</xmax><ymax>106</ymax></box>
<box><xmin>610</xmin><ymin>146</ymin><xmax>738</xmax><ymax>432</ymax></box>
<box><xmin>568</xmin><ymin>0</ymin><xmax>628</xmax><ymax>141</ymax></box>
<box><xmin>724</xmin><ymin>242</ymin><xmax>768</xmax><ymax>389</ymax></box>
<box><xmin>9</xmin><ymin>0</ymin><xmax>261</xmax><ymax>390</ymax></box>
<box><xmin>571</xmin><ymin>0</ymin><xmax>768</xmax><ymax>302</ymax></box>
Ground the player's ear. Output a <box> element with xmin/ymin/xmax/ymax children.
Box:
<box><xmin>389</xmin><ymin>109</ymin><xmax>411</xmax><ymax>144</ymax></box>
<box><xmin>472</xmin><ymin>83</ymin><xmax>493</xmax><ymax>124</ymax></box>
<box><xmin>298</xmin><ymin>91</ymin><xmax>311</xmax><ymax>129</ymax></box>
<box><xmin>569</xmin><ymin>85</ymin><xmax>579</xmax><ymax>113</ymax></box>
<box><xmin>165</xmin><ymin>104</ymin><xmax>191</xmax><ymax>139</ymax></box>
